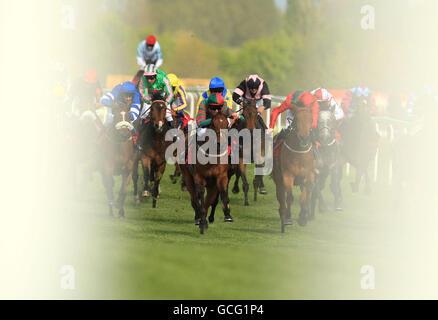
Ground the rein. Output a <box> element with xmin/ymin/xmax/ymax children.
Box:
<box><xmin>283</xmin><ymin>140</ymin><xmax>313</xmax><ymax>154</ymax></box>
<box><xmin>198</xmin><ymin>145</ymin><xmax>228</xmax><ymax>158</ymax></box>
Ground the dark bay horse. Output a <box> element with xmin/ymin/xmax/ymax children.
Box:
<box><xmin>230</xmin><ymin>100</ymin><xmax>266</xmax><ymax>204</ymax></box>
<box><xmin>310</xmin><ymin>102</ymin><xmax>343</xmax><ymax>217</ymax></box>
<box><xmin>133</xmin><ymin>99</ymin><xmax>172</xmax><ymax>208</ymax></box>
<box><xmin>272</xmin><ymin>104</ymin><xmax>315</xmax><ymax>232</ymax></box>
<box><xmin>98</xmin><ymin>102</ymin><xmax>136</xmax><ymax>218</ymax></box>
<box><xmin>338</xmin><ymin>98</ymin><xmax>379</xmax><ymax>194</ymax></box>
<box><xmin>180</xmin><ymin>111</ymin><xmax>232</xmax><ymax>234</ymax></box>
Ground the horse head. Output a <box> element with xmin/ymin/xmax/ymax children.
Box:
<box><xmin>113</xmin><ymin>100</ymin><xmax>134</xmax><ymax>140</ymax></box>
<box><xmin>241</xmin><ymin>99</ymin><xmax>258</xmax><ymax>130</ymax></box>
<box><xmin>317</xmin><ymin>102</ymin><xmax>337</xmax><ymax>147</ymax></box>
<box><xmin>210</xmin><ymin>110</ymin><xmax>229</xmax><ymax>143</ymax></box>
<box><xmin>150</xmin><ymin>99</ymin><xmax>167</xmax><ymax>133</ymax></box>
<box><xmin>292</xmin><ymin>104</ymin><xmax>313</xmax><ymax>148</ymax></box>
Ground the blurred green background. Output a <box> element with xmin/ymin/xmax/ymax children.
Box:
<box><xmin>53</xmin><ymin>0</ymin><xmax>438</xmax><ymax>93</ymax></box>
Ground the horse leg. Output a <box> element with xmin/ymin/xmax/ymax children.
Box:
<box><xmin>253</xmin><ymin>172</ymin><xmax>260</xmax><ymax>202</ymax></box>
<box><xmin>208</xmin><ymin>193</ymin><xmax>220</xmax><ymax>223</ymax></box>
<box><xmin>232</xmin><ymin>166</ymin><xmax>240</xmax><ymax>194</ymax></box>
<box><xmin>350</xmin><ymin>165</ymin><xmax>361</xmax><ymax>193</ymax></box>
<box><xmin>298</xmin><ymin>179</ymin><xmax>311</xmax><ymax>226</ymax></box>
<box><xmin>152</xmin><ymin>162</ymin><xmax>166</xmax><ymax>208</ymax></box>
<box><xmin>276</xmin><ymin>176</ymin><xmax>291</xmax><ymax>233</ymax></box>
<box><xmin>218</xmin><ymin>176</ymin><xmax>233</xmax><ymax>222</ymax></box>
<box><xmin>318</xmin><ymin>169</ymin><xmax>328</xmax><ymax>213</ymax></box>
<box><xmin>206</xmin><ymin>185</ymin><xmax>219</xmax><ymax>224</ymax></box>
<box><xmin>331</xmin><ymin>164</ymin><xmax>343</xmax><ymax>211</ymax></box>
<box><xmin>239</xmin><ymin>162</ymin><xmax>250</xmax><ymax>206</ymax></box>
<box><xmin>285</xmin><ymin>190</ymin><xmax>293</xmax><ymax>225</ymax></box>
<box><xmin>117</xmin><ymin>168</ymin><xmax>132</xmax><ymax>219</ymax></box>
<box><xmin>141</xmin><ymin>156</ymin><xmax>151</xmax><ymax>198</ymax></box>
<box><xmin>197</xmin><ymin>184</ymin><xmax>207</xmax><ymax>234</ymax></box>
<box><xmin>100</xmin><ymin>168</ymin><xmax>114</xmax><ymax>217</ymax></box>
<box><xmin>132</xmin><ymin>156</ymin><xmax>140</xmax><ymax>205</ymax></box>
<box><xmin>194</xmin><ymin>176</ymin><xmax>207</xmax><ymax>234</ymax></box>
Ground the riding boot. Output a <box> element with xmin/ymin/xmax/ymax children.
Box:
<box><xmin>167</xmin><ymin>120</ymin><xmax>175</xmax><ymax>129</ymax></box>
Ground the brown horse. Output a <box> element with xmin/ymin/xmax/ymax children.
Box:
<box><xmin>272</xmin><ymin>104</ymin><xmax>315</xmax><ymax>232</ymax></box>
<box><xmin>228</xmin><ymin>100</ymin><xmax>259</xmax><ymax>206</ymax></box>
<box><xmin>98</xmin><ymin>101</ymin><xmax>136</xmax><ymax>218</ymax></box>
<box><xmin>338</xmin><ymin>97</ymin><xmax>379</xmax><ymax>194</ymax></box>
<box><xmin>180</xmin><ymin>111</ymin><xmax>232</xmax><ymax>234</ymax></box>
<box><xmin>133</xmin><ymin>100</ymin><xmax>172</xmax><ymax>208</ymax></box>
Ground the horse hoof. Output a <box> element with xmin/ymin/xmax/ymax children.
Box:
<box><xmin>208</xmin><ymin>216</ymin><xmax>214</xmax><ymax>223</ymax></box>
<box><xmin>298</xmin><ymin>217</ymin><xmax>307</xmax><ymax>226</ymax></box>
<box><xmin>259</xmin><ymin>188</ymin><xmax>267</xmax><ymax>195</ymax></box>
<box><xmin>169</xmin><ymin>175</ymin><xmax>177</xmax><ymax>184</ymax></box>
<box><xmin>119</xmin><ymin>215</ymin><xmax>125</xmax><ymax>220</ymax></box>
<box><xmin>195</xmin><ymin>219</ymin><xmax>200</xmax><ymax>225</ymax></box>
<box><xmin>224</xmin><ymin>215</ymin><xmax>234</xmax><ymax>222</ymax></box>
<box><xmin>335</xmin><ymin>206</ymin><xmax>343</xmax><ymax>211</ymax></box>
<box><xmin>281</xmin><ymin>224</ymin><xmax>285</xmax><ymax>233</ymax></box>
<box><xmin>244</xmin><ymin>201</ymin><xmax>249</xmax><ymax>206</ymax></box>
<box><xmin>283</xmin><ymin>218</ymin><xmax>293</xmax><ymax>225</ymax></box>
<box><xmin>232</xmin><ymin>186</ymin><xmax>240</xmax><ymax>194</ymax></box>
<box><xmin>143</xmin><ymin>190</ymin><xmax>150</xmax><ymax>197</ymax></box>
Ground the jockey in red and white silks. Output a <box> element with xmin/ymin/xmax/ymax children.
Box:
<box><xmin>311</xmin><ymin>88</ymin><xmax>344</xmax><ymax>120</ymax></box>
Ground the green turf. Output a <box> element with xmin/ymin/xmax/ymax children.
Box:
<box><xmin>61</xmin><ymin>163</ymin><xmax>413</xmax><ymax>299</ymax></box>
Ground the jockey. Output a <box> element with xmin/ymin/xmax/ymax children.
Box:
<box><xmin>268</xmin><ymin>90</ymin><xmax>319</xmax><ymax>140</ymax></box>
<box><xmin>232</xmin><ymin>74</ymin><xmax>271</xmax><ymax>129</ymax></box>
<box><xmin>100</xmin><ymin>81</ymin><xmax>141</xmax><ymax>124</ymax></box>
<box><xmin>133</xmin><ymin>35</ymin><xmax>164</xmax><ymax>86</ymax></box>
<box><xmin>100</xmin><ymin>81</ymin><xmax>141</xmax><ymax>145</ymax></box>
<box><xmin>138</xmin><ymin>64</ymin><xmax>174</xmax><ymax>128</ymax></box>
<box><xmin>341</xmin><ymin>85</ymin><xmax>377</xmax><ymax>116</ymax></box>
<box><xmin>196</xmin><ymin>77</ymin><xmax>233</xmax><ymax>114</ymax></box>
<box><xmin>311</xmin><ymin>88</ymin><xmax>344</xmax><ymax>121</ymax></box>
<box><xmin>167</xmin><ymin>73</ymin><xmax>192</xmax><ymax>129</ymax></box>
<box><xmin>233</xmin><ymin>74</ymin><xmax>271</xmax><ymax>194</ymax></box>
<box><xmin>67</xmin><ymin>69</ymin><xmax>102</xmax><ymax>117</ymax></box>
<box><xmin>196</xmin><ymin>93</ymin><xmax>241</xmax><ymax>129</ymax></box>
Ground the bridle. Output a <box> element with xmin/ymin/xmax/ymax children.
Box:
<box><xmin>283</xmin><ymin>111</ymin><xmax>313</xmax><ymax>154</ymax></box>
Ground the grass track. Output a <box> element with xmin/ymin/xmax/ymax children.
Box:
<box><xmin>63</xmin><ymin>163</ymin><xmax>408</xmax><ymax>299</ymax></box>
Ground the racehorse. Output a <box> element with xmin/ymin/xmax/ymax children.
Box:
<box><xmin>179</xmin><ymin>111</ymin><xmax>232</xmax><ymax>234</ymax></box>
<box><xmin>272</xmin><ymin>103</ymin><xmax>315</xmax><ymax>232</ymax></box>
<box><xmin>230</xmin><ymin>99</ymin><xmax>266</xmax><ymax>204</ymax></box>
<box><xmin>132</xmin><ymin>99</ymin><xmax>172</xmax><ymax>208</ymax></box>
<box><xmin>97</xmin><ymin>100</ymin><xmax>136</xmax><ymax>218</ymax></box>
<box><xmin>338</xmin><ymin>97</ymin><xmax>379</xmax><ymax>194</ymax></box>
<box><xmin>310</xmin><ymin>101</ymin><xmax>343</xmax><ymax>217</ymax></box>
